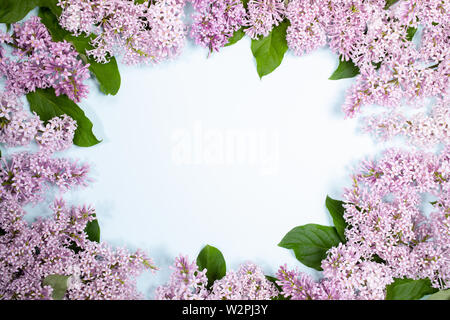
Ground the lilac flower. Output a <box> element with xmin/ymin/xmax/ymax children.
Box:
<box><xmin>154</xmin><ymin>255</ymin><xmax>209</xmax><ymax>300</ymax></box>
<box><xmin>209</xmin><ymin>263</ymin><xmax>277</xmax><ymax>300</ymax></box>
<box><xmin>189</xmin><ymin>0</ymin><xmax>247</xmax><ymax>52</ymax></box>
<box><xmin>0</xmin><ymin>198</ymin><xmax>157</xmax><ymax>300</ymax></box>
<box><xmin>276</xmin><ymin>264</ymin><xmax>340</xmax><ymax>300</ymax></box>
<box><xmin>155</xmin><ymin>256</ymin><xmax>277</xmax><ymax>300</ymax></box>
<box><xmin>0</xmin><ymin>17</ymin><xmax>90</xmax><ymax>103</ymax></box>
<box><xmin>364</xmin><ymin>98</ymin><xmax>450</xmax><ymax>148</ymax></box>
<box><xmin>341</xmin><ymin>147</ymin><xmax>450</xmax><ymax>290</ymax></box>
<box><xmin>285</xmin><ymin>0</ymin><xmax>327</xmax><ymax>56</ymax></box>
<box><xmin>58</xmin><ymin>0</ymin><xmax>187</xmax><ymax>64</ymax></box>
<box><xmin>245</xmin><ymin>0</ymin><xmax>285</xmax><ymax>39</ymax></box>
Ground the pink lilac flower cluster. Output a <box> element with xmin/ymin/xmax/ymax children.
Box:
<box><xmin>364</xmin><ymin>97</ymin><xmax>450</xmax><ymax>148</ymax></box>
<box><xmin>284</xmin><ymin>0</ymin><xmax>449</xmax><ymax>147</ymax></box>
<box><xmin>0</xmin><ymin>92</ymin><xmax>77</xmax><ymax>152</ymax></box>
<box><xmin>57</xmin><ymin>0</ymin><xmax>187</xmax><ymax>64</ymax></box>
<box><xmin>188</xmin><ymin>0</ymin><xmax>286</xmax><ymax>52</ymax></box>
<box><xmin>276</xmin><ymin>147</ymin><xmax>450</xmax><ymax>300</ymax></box>
<box><xmin>0</xmin><ymin>119</ymin><xmax>156</xmax><ymax>299</ymax></box>
<box><xmin>0</xmin><ymin>151</ymin><xmax>89</xmax><ymax>205</ymax></box>
<box><xmin>0</xmin><ymin>197</ymin><xmax>156</xmax><ymax>299</ymax></box>
<box><xmin>341</xmin><ymin>147</ymin><xmax>450</xmax><ymax>290</ymax></box>
<box><xmin>244</xmin><ymin>0</ymin><xmax>285</xmax><ymax>39</ymax></box>
<box><xmin>155</xmin><ymin>255</ymin><xmax>277</xmax><ymax>300</ymax></box>
<box><xmin>188</xmin><ymin>0</ymin><xmax>247</xmax><ymax>52</ymax></box>
<box><xmin>0</xmin><ymin>17</ymin><xmax>90</xmax><ymax>103</ymax></box>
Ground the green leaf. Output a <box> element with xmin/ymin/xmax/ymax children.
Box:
<box><xmin>427</xmin><ymin>289</ymin><xmax>450</xmax><ymax>300</ymax></box>
<box><xmin>225</xmin><ymin>28</ymin><xmax>246</xmax><ymax>47</ymax></box>
<box><xmin>26</xmin><ymin>88</ymin><xmax>101</xmax><ymax>147</ymax></box>
<box><xmin>42</xmin><ymin>274</ymin><xmax>70</xmax><ymax>300</ymax></box>
<box><xmin>0</xmin><ymin>0</ymin><xmax>60</xmax><ymax>23</ymax></box>
<box><xmin>0</xmin><ymin>0</ymin><xmax>38</xmax><ymax>23</ymax></box>
<box><xmin>85</xmin><ymin>216</ymin><xmax>100</xmax><ymax>243</ymax></box>
<box><xmin>384</xmin><ymin>0</ymin><xmax>400</xmax><ymax>10</ymax></box>
<box><xmin>329</xmin><ymin>58</ymin><xmax>360</xmax><ymax>80</ymax></box>
<box><xmin>325</xmin><ymin>196</ymin><xmax>347</xmax><ymax>242</ymax></box>
<box><xmin>38</xmin><ymin>7</ymin><xmax>121</xmax><ymax>96</ymax></box>
<box><xmin>278</xmin><ymin>224</ymin><xmax>341</xmax><ymax>271</ymax></box>
<box><xmin>385</xmin><ymin>278</ymin><xmax>438</xmax><ymax>300</ymax></box>
<box><xmin>196</xmin><ymin>245</ymin><xmax>226</xmax><ymax>288</ymax></box>
<box><xmin>251</xmin><ymin>20</ymin><xmax>289</xmax><ymax>79</ymax></box>
<box><xmin>406</xmin><ymin>27</ymin><xmax>417</xmax><ymax>41</ymax></box>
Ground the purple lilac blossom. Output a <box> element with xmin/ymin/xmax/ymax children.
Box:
<box><xmin>155</xmin><ymin>255</ymin><xmax>277</xmax><ymax>300</ymax></box>
<box><xmin>0</xmin><ymin>17</ymin><xmax>90</xmax><ymax>103</ymax></box>
<box><xmin>58</xmin><ymin>0</ymin><xmax>187</xmax><ymax>64</ymax></box>
<box><xmin>245</xmin><ymin>0</ymin><xmax>286</xmax><ymax>39</ymax></box>
<box><xmin>0</xmin><ymin>198</ymin><xmax>157</xmax><ymax>299</ymax></box>
<box><xmin>189</xmin><ymin>0</ymin><xmax>247</xmax><ymax>52</ymax></box>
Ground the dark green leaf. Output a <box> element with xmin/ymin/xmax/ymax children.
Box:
<box><xmin>225</xmin><ymin>28</ymin><xmax>246</xmax><ymax>47</ymax></box>
<box><xmin>384</xmin><ymin>0</ymin><xmax>400</xmax><ymax>10</ymax></box>
<box><xmin>0</xmin><ymin>0</ymin><xmax>38</xmax><ymax>23</ymax></box>
<box><xmin>0</xmin><ymin>228</ymin><xmax>5</xmax><ymax>236</ymax></box>
<box><xmin>0</xmin><ymin>0</ymin><xmax>60</xmax><ymax>23</ymax></box>
<box><xmin>85</xmin><ymin>216</ymin><xmax>100</xmax><ymax>243</ymax></box>
<box><xmin>278</xmin><ymin>224</ymin><xmax>341</xmax><ymax>271</ymax></box>
<box><xmin>385</xmin><ymin>278</ymin><xmax>438</xmax><ymax>300</ymax></box>
<box><xmin>325</xmin><ymin>196</ymin><xmax>347</xmax><ymax>242</ymax></box>
<box><xmin>251</xmin><ymin>20</ymin><xmax>289</xmax><ymax>79</ymax></box>
<box><xmin>427</xmin><ymin>289</ymin><xmax>450</xmax><ymax>300</ymax></box>
<box><xmin>371</xmin><ymin>254</ymin><xmax>386</xmax><ymax>264</ymax></box>
<box><xmin>329</xmin><ymin>58</ymin><xmax>360</xmax><ymax>80</ymax></box>
<box><xmin>406</xmin><ymin>27</ymin><xmax>417</xmax><ymax>41</ymax></box>
<box><xmin>196</xmin><ymin>245</ymin><xmax>226</xmax><ymax>288</ymax></box>
<box><xmin>38</xmin><ymin>7</ymin><xmax>121</xmax><ymax>95</ymax></box>
<box><xmin>26</xmin><ymin>88</ymin><xmax>101</xmax><ymax>147</ymax></box>
<box><xmin>42</xmin><ymin>274</ymin><xmax>70</xmax><ymax>300</ymax></box>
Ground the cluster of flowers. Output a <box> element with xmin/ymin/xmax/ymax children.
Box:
<box><xmin>0</xmin><ymin>92</ymin><xmax>77</xmax><ymax>153</ymax></box>
<box><xmin>277</xmin><ymin>147</ymin><xmax>450</xmax><ymax>299</ymax></box>
<box><xmin>155</xmin><ymin>255</ymin><xmax>277</xmax><ymax>299</ymax></box>
<box><xmin>0</xmin><ymin>17</ymin><xmax>90</xmax><ymax>103</ymax></box>
<box><xmin>57</xmin><ymin>0</ymin><xmax>187</xmax><ymax>64</ymax></box>
<box><xmin>189</xmin><ymin>0</ymin><xmax>285</xmax><ymax>52</ymax></box>
<box><xmin>284</xmin><ymin>0</ymin><xmax>449</xmax><ymax>147</ymax></box>
<box><xmin>0</xmin><ymin>104</ymin><xmax>156</xmax><ymax>300</ymax></box>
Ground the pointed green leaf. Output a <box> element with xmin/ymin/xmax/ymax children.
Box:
<box><xmin>386</xmin><ymin>278</ymin><xmax>438</xmax><ymax>300</ymax></box>
<box><xmin>42</xmin><ymin>274</ymin><xmax>70</xmax><ymax>300</ymax></box>
<box><xmin>85</xmin><ymin>216</ymin><xmax>100</xmax><ymax>243</ymax></box>
<box><xmin>0</xmin><ymin>0</ymin><xmax>60</xmax><ymax>23</ymax></box>
<box><xmin>325</xmin><ymin>196</ymin><xmax>347</xmax><ymax>242</ymax></box>
<box><xmin>196</xmin><ymin>245</ymin><xmax>226</xmax><ymax>288</ymax></box>
<box><xmin>278</xmin><ymin>224</ymin><xmax>341</xmax><ymax>271</ymax></box>
<box><xmin>225</xmin><ymin>28</ymin><xmax>246</xmax><ymax>47</ymax></box>
<box><xmin>251</xmin><ymin>20</ymin><xmax>289</xmax><ymax>78</ymax></box>
<box><xmin>406</xmin><ymin>27</ymin><xmax>417</xmax><ymax>41</ymax></box>
<box><xmin>26</xmin><ymin>88</ymin><xmax>101</xmax><ymax>147</ymax></box>
<box><xmin>329</xmin><ymin>58</ymin><xmax>360</xmax><ymax>80</ymax></box>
